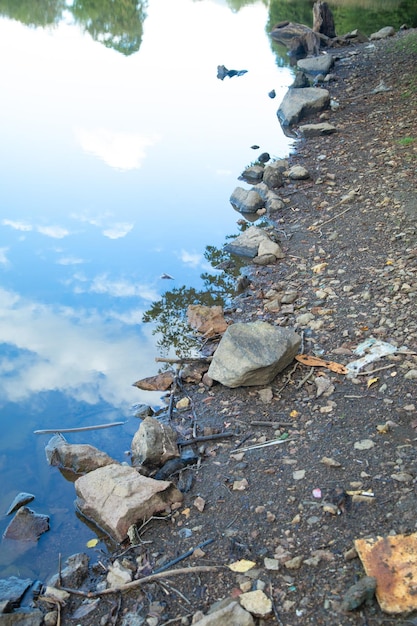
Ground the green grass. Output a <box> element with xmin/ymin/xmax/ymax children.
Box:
<box><xmin>397</xmin><ymin>137</ymin><xmax>415</xmax><ymax>146</ymax></box>
<box><xmin>390</xmin><ymin>30</ymin><xmax>417</xmax><ymax>55</ymax></box>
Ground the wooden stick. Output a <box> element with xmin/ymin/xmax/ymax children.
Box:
<box><xmin>155</xmin><ymin>356</ymin><xmax>212</xmax><ymax>364</ymax></box>
<box><xmin>33</xmin><ymin>421</ymin><xmax>126</xmax><ymax>435</ymax></box>
<box><xmin>177</xmin><ymin>432</ymin><xmax>234</xmax><ymax>446</ymax></box>
<box><xmin>61</xmin><ymin>565</ymin><xmax>222</xmax><ymax>598</ymax></box>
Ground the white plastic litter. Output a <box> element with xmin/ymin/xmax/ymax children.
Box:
<box><xmin>346</xmin><ymin>338</ymin><xmax>407</xmax><ymax>377</ymax></box>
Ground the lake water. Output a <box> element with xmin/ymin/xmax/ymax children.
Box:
<box><xmin>0</xmin><ymin>0</ymin><xmax>415</xmax><ymax>580</ymax></box>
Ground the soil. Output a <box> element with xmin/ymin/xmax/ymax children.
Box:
<box><xmin>59</xmin><ymin>30</ymin><xmax>417</xmax><ymax>626</ymax></box>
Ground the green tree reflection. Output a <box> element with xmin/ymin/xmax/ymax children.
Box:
<box><xmin>71</xmin><ymin>0</ymin><xmax>147</xmax><ymax>55</ymax></box>
<box><xmin>0</xmin><ymin>0</ymin><xmax>66</xmax><ymax>27</ymax></box>
<box><xmin>142</xmin><ymin>244</ymin><xmax>245</xmax><ymax>358</ymax></box>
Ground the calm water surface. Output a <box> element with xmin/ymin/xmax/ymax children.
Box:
<box><xmin>1</xmin><ymin>0</ymin><xmax>414</xmax><ymax>579</ymax></box>
<box><xmin>0</xmin><ymin>0</ymin><xmax>294</xmax><ymax>578</ymax></box>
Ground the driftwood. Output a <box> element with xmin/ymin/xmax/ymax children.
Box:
<box><xmin>313</xmin><ymin>1</ymin><xmax>336</xmax><ymax>38</ymax></box>
<box><xmin>34</xmin><ymin>421</ymin><xmax>125</xmax><ymax>435</ymax></box>
<box><xmin>270</xmin><ymin>1</ymin><xmax>335</xmax><ymax>58</ymax></box>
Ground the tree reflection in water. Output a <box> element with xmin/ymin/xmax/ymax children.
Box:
<box><xmin>142</xmin><ymin>241</ymin><xmax>247</xmax><ymax>359</ymax></box>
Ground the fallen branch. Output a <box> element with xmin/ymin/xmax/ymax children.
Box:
<box><xmin>61</xmin><ymin>565</ymin><xmax>222</xmax><ymax>598</ymax></box>
<box><xmin>155</xmin><ymin>356</ymin><xmax>212</xmax><ymax>364</ymax></box>
<box><xmin>308</xmin><ymin>205</ymin><xmax>353</xmax><ymax>230</ymax></box>
<box><xmin>153</xmin><ymin>538</ymin><xmax>215</xmax><ymax>574</ymax></box>
<box><xmin>177</xmin><ymin>432</ymin><xmax>234</xmax><ymax>446</ymax></box>
<box><xmin>34</xmin><ymin>422</ymin><xmax>125</xmax><ymax>435</ymax></box>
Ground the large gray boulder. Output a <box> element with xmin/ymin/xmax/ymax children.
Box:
<box><xmin>277</xmin><ymin>87</ymin><xmax>330</xmax><ymax>126</ymax></box>
<box><xmin>75</xmin><ymin>464</ymin><xmax>183</xmax><ymax>542</ymax></box>
<box><xmin>208</xmin><ymin>322</ymin><xmax>301</xmax><ymax>387</ymax></box>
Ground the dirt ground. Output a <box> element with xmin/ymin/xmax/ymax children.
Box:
<box><xmin>60</xmin><ymin>30</ymin><xmax>417</xmax><ymax>626</ymax></box>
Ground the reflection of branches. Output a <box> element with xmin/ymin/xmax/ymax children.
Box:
<box><xmin>0</xmin><ymin>0</ymin><xmax>66</xmax><ymax>27</ymax></box>
<box><xmin>142</xmin><ymin>245</ymin><xmax>247</xmax><ymax>359</ymax></box>
<box><xmin>72</xmin><ymin>0</ymin><xmax>147</xmax><ymax>55</ymax></box>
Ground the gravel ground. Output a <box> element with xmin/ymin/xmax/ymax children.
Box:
<box><xmin>58</xmin><ymin>29</ymin><xmax>417</xmax><ymax>626</ymax></box>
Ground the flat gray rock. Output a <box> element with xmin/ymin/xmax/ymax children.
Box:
<box><xmin>297</xmin><ymin>55</ymin><xmax>334</xmax><ymax>75</ymax></box>
<box><xmin>299</xmin><ymin>122</ymin><xmax>337</xmax><ymax>137</ymax></box>
<box><xmin>277</xmin><ymin>88</ymin><xmax>330</xmax><ymax>127</ymax></box>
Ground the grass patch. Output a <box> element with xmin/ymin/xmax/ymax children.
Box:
<box><xmin>390</xmin><ymin>30</ymin><xmax>417</xmax><ymax>55</ymax></box>
<box><xmin>397</xmin><ymin>137</ymin><xmax>415</xmax><ymax>146</ymax></box>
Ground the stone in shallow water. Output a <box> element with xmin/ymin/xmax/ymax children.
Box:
<box><xmin>3</xmin><ymin>507</ymin><xmax>49</xmax><ymax>542</ymax></box>
<box><xmin>6</xmin><ymin>493</ymin><xmax>35</xmax><ymax>516</ymax></box>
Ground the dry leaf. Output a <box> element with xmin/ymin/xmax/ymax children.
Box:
<box><xmin>321</xmin><ymin>456</ymin><xmax>342</xmax><ymax>467</ymax></box>
<box><xmin>296</xmin><ymin>354</ymin><xmax>348</xmax><ymax>374</ymax></box>
<box><xmin>228</xmin><ymin>559</ymin><xmax>256</xmax><ymax>573</ymax></box>
<box><xmin>367</xmin><ymin>377</ymin><xmax>379</xmax><ymax>388</ymax></box>
<box><xmin>311</xmin><ymin>262</ymin><xmax>328</xmax><ymax>273</ymax></box>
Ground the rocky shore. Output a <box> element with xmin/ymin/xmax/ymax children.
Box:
<box><xmin>2</xmin><ymin>26</ymin><xmax>417</xmax><ymax>626</ymax></box>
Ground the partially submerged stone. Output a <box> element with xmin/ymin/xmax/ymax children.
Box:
<box><xmin>208</xmin><ymin>321</ymin><xmax>301</xmax><ymax>387</ymax></box>
<box><xmin>45</xmin><ymin>436</ymin><xmax>117</xmax><ymax>474</ymax></box>
<box><xmin>75</xmin><ymin>464</ymin><xmax>183</xmax><ymax>542</ymax></box>
<box><xmin>277</xmin><ymin>87</ymin><xmax>330</xmax><ymax>126</ymax></box>
<box><xmin>6</xmin><ymin>493</ymin><xmax>35</xmax><ymax>516</ymax></box>
<box><xmin>0</xmin><ymin>577</ymin><xmax>33</xmax><ymax>604</ymax></box>
<box><xmin>230</xmin><ymin>187</ymin><xmax>264</xmax><ymax>214</ymax></box>
<box><xmin>3</xmin><ymin>507</ymin><xmax>49</xmax><ymax>542</ymax></box>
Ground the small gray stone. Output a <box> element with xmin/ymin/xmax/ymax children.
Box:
<box><xmin>341</xmin><ymin>576</ymin><xmax>376</xmax><ymax>611</ymax></box>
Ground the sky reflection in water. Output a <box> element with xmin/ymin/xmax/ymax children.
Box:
<box><xmin>0</xmin><ymin>0</ymin><xmax>294</xmax><ymax>576</ymax></box>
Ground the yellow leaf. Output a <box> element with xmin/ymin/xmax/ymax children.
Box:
<box><xmin>386</xmin><ymin>259</ymin><xmax>394</xmax><ymax>265</ymax></box>
<box><xmin>311</xmin><ymin>262</ymin><xmax>328</xmax><ymax>274</ymax></box>
<box><xmin>86</xmin><ymin>538</ymin><xmax>99</xmax><ymax>548</ymax></box>
<box><xmin>367</xmin><ymin>377</ymin><xmax>379</xmax><ymax>388</ymax></box>
<box><xmin>290</xmin><ymin>410</ymin><xmax>299</xmax><ymax>418</ymax></box>
<box><xmin>182</xmin><ymin>508</ymin><xmax>191</xmax><ymax>518</ymax></box>
<box><xmin>228</xmin><ymin>559</ymin><xmax>256</xmax><ymax>573</ymax></box>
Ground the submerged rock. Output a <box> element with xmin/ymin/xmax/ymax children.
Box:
<box><xmin>45</xmin><ymin>436</ymin><xmax>117</xmax><ymax>474</ymax></box>
<box><xmin>3</xmin><ymin>507</ymin><xmax>49</xmax><ymax>543</ymax></box>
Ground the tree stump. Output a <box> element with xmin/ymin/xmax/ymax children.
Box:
<box><xmin>313</xmin><ymin>1</ymin><xmax>336</xmax><ymax>38</ymax></box>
